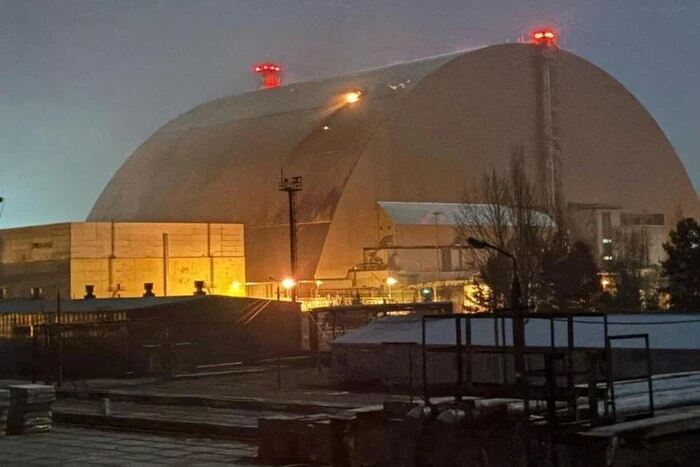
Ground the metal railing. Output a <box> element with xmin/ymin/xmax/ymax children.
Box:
<box><xmin>606</xmin><ymin>333</ymin><xmax>655</xmax><ymax>421</ymax></box>
<box><xmin>420</xmin><ymin>311</ymin><xmax>614</xmax><ymax>426</ymax></box>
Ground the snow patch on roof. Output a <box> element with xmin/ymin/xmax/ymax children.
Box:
<box><xmin>378</xmin><ymin>201</ymin><xmax>554</xmax><ymax>227</ymax></box>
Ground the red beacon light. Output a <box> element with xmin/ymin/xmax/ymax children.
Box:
<box><xmin>531</xmin><ymin>29</ymin><xmax>558</xmax><ymax>47</ymax></box>
<box><xmin>252</xmin><ymin>62</ymin><xmax>283</xmax><ymax>89</ymax></box>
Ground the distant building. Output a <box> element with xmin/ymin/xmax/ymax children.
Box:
<box><xmin>0</xmin><ymin>222</ymin><xmax>245</xmax><ymax>299</ymax></box>
<box><xmin>568</xmin><ymin>203</ymin><xmax>666</xmax><ymax>266</ymax></box>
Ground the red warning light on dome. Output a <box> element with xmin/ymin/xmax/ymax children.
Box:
<box><xmin>252</xmin><ymin>62</ymin><xmax>283</xmax><ymax>88</ymax></box>
<box><xmin>531</xmin><ymin>28</ymin><xmax>558</xmax><ymax>46</ymax></box>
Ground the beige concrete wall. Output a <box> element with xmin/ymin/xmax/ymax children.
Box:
<box><xmin>0</xmin><ymin>223</ymin><xmax>72</xmax><ymax>298</ymax></box>
<box><xmin>1</xmin><ymin>222</ymin><xmax>245</xmax><ymax>299</ymax></box>
<box><xmin>0</xmin><ymin>223</ymin><xmax>71</xmax><ymax>264</ymax></box>
<box><xmin>67</xmin><ymin>222</ymin><xmax>245</xmax><ymax>298</ymax></box>
<box><xmin>69</xmin><ymin>222</ymin><xmax>244</xmax><ymax>259</ymax></box>
<box><xmin>69</xmin><ymin>257</ymin><xmax>245</xmax><ymax>298</ymax></box>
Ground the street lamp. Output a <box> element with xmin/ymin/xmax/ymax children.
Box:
<box><xmin>386</xmin><ymin>276</ymin><xmax>398</xmax><ymax>299</ymax></box>
<box><xmin>281</xmin><ymin>277</ymin><xmax>296</xmax><ymax>298</ymax></box>
<box><xmin>466</xmin><ymin>237</ymin><xmax>522</xmax><ymax>310</ymax></box>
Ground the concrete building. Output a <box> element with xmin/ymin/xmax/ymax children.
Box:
<box><xmin>88</xmin><ymin>42</ymin><xmax>700</xmax><ymax>296</ymax></box>
<box><xmin>568</xmin><ymin>203</ymin><xmax>667</xmax><ymax>266</ymax></box>
<box><xmin>0</xmin><ymin>222</ymin><xmax>245</xmax><ymax>300</ymax></box>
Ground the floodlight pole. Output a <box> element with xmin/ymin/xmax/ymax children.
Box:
<box><xmin>278</xmin><ymin>176</ymin><xmax>303</xmax><ymax>302</ymax></box>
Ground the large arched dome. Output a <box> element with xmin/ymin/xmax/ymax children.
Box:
<box><xmin>89</xmin><ymin>44</ymin><xmax>699</xmax><ymax>281</ymax></box>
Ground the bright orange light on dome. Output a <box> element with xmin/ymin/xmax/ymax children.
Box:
<box><xmin>344</xmin><ymin>91</ymin><xmax>362</xmax><ymax>104</ymax></box>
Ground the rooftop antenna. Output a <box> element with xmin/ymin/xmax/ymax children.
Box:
<box><xmin>253</xmin><ymin>62</ymin><xmax>283</xmax><ymax>89</ymax></box>
<box><xmin>531</xmin><ymin>26</ymin><xmax>563</xmax><ymax>224</ymax></box>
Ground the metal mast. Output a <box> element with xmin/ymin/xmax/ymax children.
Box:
<box><xmin>279</xmin><ymin>175</ymin><xmax>303</xmax><ymax>302</ymax></box>
<box><xmin>533</xmin><ymin>29</ymin><xmax>563</xmax><ymax>222</ymax></box>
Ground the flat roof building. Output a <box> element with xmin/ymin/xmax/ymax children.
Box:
<box><xmin>0</xmin><ymin>222</ymin><xmax>245</xmax><ymax>300</ymax></box>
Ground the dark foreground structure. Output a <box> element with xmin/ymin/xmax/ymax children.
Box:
<box><xmin>258</xmin><ymin>311</ymin><xmax>700</xmax><ymax>466</ymax></box>
<box><xmin>0</xmin><ymin>295</ymin><xmax>301</xmax><ymax>379</ymax></box>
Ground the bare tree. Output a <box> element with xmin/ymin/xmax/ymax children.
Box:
<box><xmin>456</xmin><ymin>148</ymin><xmax>557</xmax><ymax>310</ymax></box>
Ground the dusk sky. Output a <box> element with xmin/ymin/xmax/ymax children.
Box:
<box><xmin>1</xmin><ymin>0</ymin><xmax>698</xmax><ymax>228</ymax></box>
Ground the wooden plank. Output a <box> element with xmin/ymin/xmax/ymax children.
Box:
<box><xmin>583</xmin><ymin>407</ymin><xmax>700</xmax><ymax>439</ymax></box>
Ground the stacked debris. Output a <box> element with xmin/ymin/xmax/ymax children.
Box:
<box><xmin>7</xmin><ymin>385</ymin><xmax>55</xmax><ymax>434</ymax></box>
<box><xmin>0</xmin><ymin>390</ymin><xmax>9</xmax><ymax>436</ymax></box>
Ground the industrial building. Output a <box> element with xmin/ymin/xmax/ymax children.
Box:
<box><xmin>87</xmin><ymin>38</ymin><xmax>700</xmax><ymax>303</ymax></box>
<box><xmin>0</xmin><ymin>295</ymin><xmax>301</xmax><ymax>378</ymax></box>
<box><xmin>0</xmin><ymin>222</ymin><xmax>245</xmax><ymax>300</ymax></box>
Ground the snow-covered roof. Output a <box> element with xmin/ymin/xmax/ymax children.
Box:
<box><xmin>332</xmin><ymin>313</ymin><xmax>700</xmax><ymax>350</ymax></box>
<box><xmin>378</xmin><ymin>201</ymin><xmax>554</xmax><ymax>227</ymax></box>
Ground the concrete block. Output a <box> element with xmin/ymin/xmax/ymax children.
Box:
<box><xmin>7</xmin><ymin>385</ymin><xmax>55</xmax><ymax>435</ymax></box>
<box><xmin>258</xmin><ymin>414</ymin><xmax>329</xmax><ymax>464</ymax></box>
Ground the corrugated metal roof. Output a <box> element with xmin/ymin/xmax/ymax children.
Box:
<box><xmin>332</xmin><ymin>313</ymin><xmax>700</xmax><ymax>350</ymax></box>
<box><xmin>160</xmin><ymin>51</ymin><xmax>465</xmax><ymax>133</ymax></box>
<box><xmin>378</xmin><ymin>201</ymin><xmax>554</xmax><ymax>227</ymax></box>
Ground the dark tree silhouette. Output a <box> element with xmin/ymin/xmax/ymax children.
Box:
<box><xmin>662</xmin><ymin>218</ymin><xmax>700</xmax><ymax>310</ymax></box>
<box><xmin>542</xmin><ymin>241</ymin><xmax>601</xmax><ymax>312</ymax></box>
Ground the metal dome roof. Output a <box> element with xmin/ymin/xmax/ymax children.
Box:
<box><xmin>89</xmin><ymin>43</ymin><xmax>700</xmax><ymax>280</ymax></box>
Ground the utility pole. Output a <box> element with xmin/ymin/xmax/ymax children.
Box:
<box><xmin>278</xmin><ymin>175</ymin><xmax>303</xmax><ymax>302</ymax></box>
<box><xmin>433</xmin><ymin>211</ymin><xmax>441</xmax><ymax>300</ymax></box>
<box><xmin>0</xmin><ymin>197</ymin><xmax>5</xmax><ymax>299</ymax></box>
<box><xmin>56</xmin><ymin>290</ymin><xmax>63</xmax><ymax>388</ymax></box>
